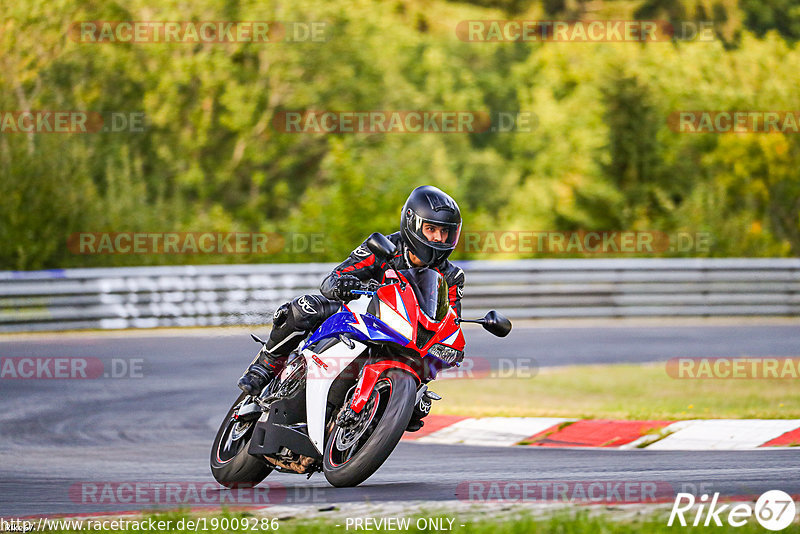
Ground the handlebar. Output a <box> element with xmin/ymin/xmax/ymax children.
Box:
<box><xmin>351</xmin><ymin>278</ymin><xmax>404</xmax><ymax>297</ymax></box>
<box><xmin>350</xmin><ymin>289</ymin><xmax>374</xmax><ymax>296</ymax></box>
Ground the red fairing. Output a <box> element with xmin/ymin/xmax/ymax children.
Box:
<box><xmin>375</xmin><ymin>271</ymin><xmax>465</xmax><ymax>354</ymax></box>
<box><xmin>349</xmin><ymin>361</ymin><xmax>420</xmax><ymax>413</ymax></box>
<box><xmin>347</xmin><ymin>270</ymin><xmax>464</xmax><ymax>414</ymax></box>
<box><xmin>416</xmin><ymin>307</ymin><xmax>463</xmax><ymax>353</ymax></box>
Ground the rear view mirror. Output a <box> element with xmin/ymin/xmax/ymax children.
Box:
<box><xmin>481</xmin><ymin>311</ymin><xmax>512</xmax><ymax>337</ymax></box>
<box><xmin>366</xmin><ymin>232</ymin><xmax>397</xmax><ymax>260</ymax></box>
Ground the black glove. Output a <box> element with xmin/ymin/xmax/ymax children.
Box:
<box><xmin>333</xmin><ymin>275</ymin><xmax>361</xmax><ymax>301</ymax></box>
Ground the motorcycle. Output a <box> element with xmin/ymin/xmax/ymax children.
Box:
<box><xmin>210</xmin><ymin>233</ymin><xmax>512</xmax><ymax>488</ymax></box>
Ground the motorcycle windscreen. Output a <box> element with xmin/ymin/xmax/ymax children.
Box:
<box><xmin>399</xmin><ymin>268</ymin><xmax>449</xmax><ymax>322</ymax></box>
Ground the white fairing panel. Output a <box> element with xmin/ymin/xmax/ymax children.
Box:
<box><xmin>345</xmin><ymin>295</ymin><xmax>370</xmax><ymax>316</ymax></box>
<box><xmin>304</xmin><ymin>339</ymin><xmax>367</xmax><ymax>454</ymax></box>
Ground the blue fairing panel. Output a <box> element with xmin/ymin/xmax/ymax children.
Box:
<box><xmin>361</xmin><ymin>314</ymin><xmax>411</xmax><ymax>345</ymax></box>
<box><xmin>303</xmin><ymin>311</ymin><xmax>367</xmax><ymax>348</ymax></box>
<box><xmin>302</xmin><ymin>309</ymin><xmax>410</xmax><ymax>350</ymax></box>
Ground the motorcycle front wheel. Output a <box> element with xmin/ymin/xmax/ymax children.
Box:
<box><xmin>210</xmin><ymin>392</ymin><xmax>272</xmax><ymax>487</ymax></box>
<box><xmin>323</xmin><ymin>369</ymin><xmax>416</xmax><ymax>487</ymax></box>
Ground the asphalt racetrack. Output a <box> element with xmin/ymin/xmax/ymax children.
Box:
<box><xmin>1</xmin><ymin>321</ymin><xmax>799</xmax><ymax>516</ymax></box>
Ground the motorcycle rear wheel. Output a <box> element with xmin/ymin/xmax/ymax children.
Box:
<box><xmin>210</xmin><ymin>392</ymin><xmax>272</xmax><ymax>487</ymax></box>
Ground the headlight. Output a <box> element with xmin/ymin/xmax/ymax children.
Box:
<box><xmin>428</xmin><ymin>343</ymin><xmax>464</xmax><ymax>365</ymax></box>
<box><xmin>379</xmin><ymin>300</ymin><xmax>413</xmax><ymax>341</ymax></box>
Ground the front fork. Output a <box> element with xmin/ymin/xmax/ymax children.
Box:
<box><xmin>336</xmin><ymin>361</ymin><xmax>441</xmax><ymax>429</ymax></box>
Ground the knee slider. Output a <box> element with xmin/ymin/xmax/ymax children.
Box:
<box><xmin>290</xmin><ymin>295</ymin><xmax>326</xmax><ymax>330</ymax></box>
<box><xmin>272</xmin><ymin>303</ymin><xmax>290</xmax><ymax>328</ymax></box>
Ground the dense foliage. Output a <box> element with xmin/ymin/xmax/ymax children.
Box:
<box><xmin>1</xmin><ymin>0</ymin><xmax>798</xmax><ymax>269</ymax></box>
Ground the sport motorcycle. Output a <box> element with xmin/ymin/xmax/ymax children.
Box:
<box><xmin>210</xmin><ymin>233</ymin><xmax>512</xmax><ymax>487</ymax></box>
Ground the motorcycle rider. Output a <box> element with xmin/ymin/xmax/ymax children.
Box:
<box><xmin>237</xmin><ymin>185</ymin><xmax>465</xmax><ymax>429</ymax></box>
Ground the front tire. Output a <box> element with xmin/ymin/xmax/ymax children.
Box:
<box><xmin>210</xmin><ymin>393</ymin><xmax>272</xmax><ymax>487</ymax></box>
<box><xmin>323</xmin><ymin>370</ymin><xmax>416</xmax><ymax>487</ymax></box>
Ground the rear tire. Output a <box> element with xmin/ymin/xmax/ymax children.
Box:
<box><xmin>210</xmin><ymin>393</ymin><xmax>272</xmax><ymax>487</ymax></box>
<box><xmin>323</xmin><ymin>370</ymin><xmax>416</xmax><ymax>487</ymax></box>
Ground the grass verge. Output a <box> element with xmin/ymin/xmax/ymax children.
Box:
<box><xmin>31</xmin><ymin>509</ymin><xmax>792</xmax><ymax>534</ymax></box>
<box><xmin>431</xmin><ymin>362</ymin><xmax>800</xmax><ymax>419</ymax></box>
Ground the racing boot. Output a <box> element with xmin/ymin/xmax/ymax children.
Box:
<box><xmin>405</xmin><ymin>389</ymin><xmax>441</xmax><ymax>432</ymax></box>
<box><xmin>237</xmin><ymin>296</ymin><xmax>338</xmax><ymax>396</ymax></box>
<box><xmin>238</xmin><ymin>303</ymin><xmax>294</xmax><ymax>396</ymax></box>
<box><xmin>405</xmin><ymin>419</ymin><xmax>425</xmax><ymax>432</ymax></box>
<box><xmin>237</xmin><ymin>350</ymin><xmax>284</xmax><ymax>396</ymax></box>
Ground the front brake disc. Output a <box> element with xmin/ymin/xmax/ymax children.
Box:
<box><xmin>334</xmin><ymin>393</ymin><xmax>379</xmax><ymax>451</ymax></box>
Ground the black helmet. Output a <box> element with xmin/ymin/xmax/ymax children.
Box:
<box><xmin>400</xmin><ymin>185</ymin><xmax>462</xmax><ymax>266</ymax></box>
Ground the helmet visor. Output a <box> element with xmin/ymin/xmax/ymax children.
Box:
<box><xmin>406</xmin><ymin>212</ymin><xmax>461</xmax><ymax>250</ymax></box>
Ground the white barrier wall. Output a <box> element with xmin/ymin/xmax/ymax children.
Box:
<box><xmin>1</xmin><ymin>259</ymin><xmax>799</xmax><ymax>332</ymax></box>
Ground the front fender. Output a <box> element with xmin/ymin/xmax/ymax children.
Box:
<box><xmin>349</xmin><ymin>361</ymin><xmax>420</xmax><ymax>413</ymax></box>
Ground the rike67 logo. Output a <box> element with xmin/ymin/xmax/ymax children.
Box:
<box><xmin>668</xmin><ymin>490</ymin><xmax>796</xmax><ymax>531</ymax></box>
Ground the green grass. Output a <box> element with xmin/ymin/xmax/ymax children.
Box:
<box><xmin>32</xmin><ymin>509</ymin><xmax>798</xmax><ymax>534</ymax></box>
<box><xmin>431</xmin><ymin>362</ymin><xmax>800</xmax><ymax>420</ymax></box>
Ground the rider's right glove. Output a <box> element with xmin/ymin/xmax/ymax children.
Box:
<box><xmin>333</xmin><ymin>275</ymin><xmax>361</xmax><ymax>302</ymax></box>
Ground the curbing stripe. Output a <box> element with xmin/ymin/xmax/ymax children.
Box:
<box><xmin>642</xmin><ymin>419</ymin><xmax>800</xmax><ymax>450</ymax></box>
<box><xmin>620</xmin><ymin>420</ymin><xmax>698</xmax><ymax>449</ymax></box>
<box><xmin>524</xmin><ymin>419</ymin><xmax>675</xmax><ymax>448</ymax></box>
<box><xmin>762</xmin><ymin>427</ymin><xmax>800</xmax><ymax>447</ymax></box>
<box><xmin>415</xmin><ymin>417</ymin><xmax>571</xmax><ymax>447</ymax></box>
<box><xmin>402</xmin><ymin>415</ymin><xmax>470</xmax><ymax>440</ymax></box>
<box><xmin>407</xmin><ymin>415</ymin><xmax>800</xmax><ymax>450</ymax></box>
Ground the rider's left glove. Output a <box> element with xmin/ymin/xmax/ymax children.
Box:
<box><xmin>333</xmin><ymin>275</ymin><xmax>361</xmax><ymax>302</ymax></box>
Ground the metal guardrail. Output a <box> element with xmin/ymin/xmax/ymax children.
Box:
<box><xmin>1</xmin><ymin>259</ymin><xmax>799</xmax><ymax>332</ymax></box>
